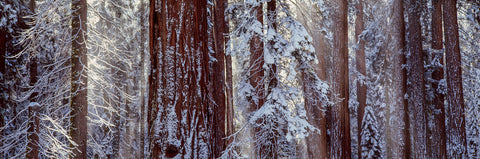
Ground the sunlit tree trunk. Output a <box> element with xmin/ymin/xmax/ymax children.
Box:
<box><xmin>70</xmin><ymin>0</ymin><xmax>88</xmax><ymax>158</ymax></box>
<box><xmin>406</xmin><ymin>0</ymin><xmax>427</xmax><ymax>158</ymax></box>
<box><xmin>443</xmin><ymin>0</ymin><xmax>468</xmax><ymax>157</ymax></box>
<box><xmin>385</xmin><ymin>0</ymin><xmax>411</xmax><ymax>158</ymax></box>
<box><xmin>427</xmin><ymin>0</ymin><xmax>447</xmax><ymax>158</ymax></box>
<box><xmin>305</xmin><ymin>29</ymin><xmax>328</xmax><ymax>158</ymax></box>
<box><xmin>355</xmin><ymin>0</ymin><xmax>366</xmax><ymax>158</ymax></box>
<box><xmin>329</xmin><ymin>0</ymin><xmax>351</xmax><ymax>158</ymax></box>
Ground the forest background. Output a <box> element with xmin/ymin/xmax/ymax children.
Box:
<box><xmin>0</xmin><ymin>0</ymin><xmax>479</xmax><ymax>158</ymax></box>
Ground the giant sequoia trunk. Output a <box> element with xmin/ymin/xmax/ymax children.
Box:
<box><xmin>427</xmin><ymin>0</ymin><xmax>447</xmax><ymax>158</ymax></box>
<box><xmin>328</xmin><ymin>0</ymin><xmax>351</xmax><ymax>158</ymax></box>
<box><xmin>211</xmin><ymin>0</ymin><xmax>228</xmax><ymax>157</ymax></box>
<box><xmin>385</xmin><ymin>0</ymin><xmax>411</xmax><ymax>158</ymax></box>
<box><xmin>355</xmin><ymin>1</ymin><xmax>366</xmax><ymax>158</ymax></box>
<box><xmin>148</xmin><ymin>0</ymin><xmax>226</xmax><ymax>158</ymax></box>
<box><xmin>442</xmin><ymin>0</ymin><xmax>468</xmax><ymax>157</ymax></box>
<box><xmin>406</xmin><ymin>0</ymin><xmax>427</xmax><ymax>158</ymax></box>
<box><xmin>70</xmin><ymin>0</ymin><xmax>88</xmax><ymax>158</ymax></box>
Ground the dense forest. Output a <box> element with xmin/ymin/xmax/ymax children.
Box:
<box><xmin>1</xmin><ymin>0</ymin><xmax>479</xmax><ymax>158</ymax></box>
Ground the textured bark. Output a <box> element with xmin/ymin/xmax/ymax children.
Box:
<box><xmin>70</xmin><ymin>0</ymin><xmax>88</xmax><ymax>158</ymax></box>
<box><xmin>406</xmin><ymin>0</ymin><xmax>427</xmax><ymax>158</ymax></box>
<box><xmin>355</xmin><ymin>1</ymin><xmax>366</xmax><ymax>158</ymax></box>
<box><xmin>427</xmin><ymin>0</ymin><xmax>447</xmax><ymax>158</ymax></box>
<box><xmin>147</xmin><ymin>0</ymin><xmax>160</xmax><ymax>157</ymax></box>
<box><xmin>211</xmin><ymin>0</ymin><xmax>228</xmax><ymax>157</ymax></box>
<box><xmin>148</xmin><ymin>0</ymin><xmax>223</xmax><ymax>158</ymax></box>
<box><xmin>303</xmin><ymin>71</ymin><xmax>328</xmax><ymax>159</ymax></box>
<box><xmin>385</xmin><ymin>0</ymin><xmax>411</xmax><ymax>158</ymax></box>
<box><xmin>305</xmin><ymin>26</ymin><xmax>328</xmax><ymax>159</ymax></box>
<box><xmin>328</xmin><ymin>0</ymin><xmax>351</xmax><ymax>158</ymax></box>
<box><xmin>443</xmin><ymin>0</ymin><xmax>468</xmax><ymax>157</ymax></box>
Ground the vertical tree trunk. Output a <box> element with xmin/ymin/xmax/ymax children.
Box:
<box><xmin>148</xmin><ymin>0</ymin><xmax>223</xmax><ymax>158</ymax></box>
<box><xmin>406</xmin><ymin>0</ymin><xmax>427</xmax><ymax>158</ymax></box>
<box><xmin>427</xmin><ymin>0</ymin><xmax>447</xmax><ymax>158</ymax></box>
<box><xmin>266</xmin><ymin>0</ymin><xmax>277</xmax><ymax>95</ymax></box>
<box><xmin>329</xmin><ymin>0</ymin><xmax>351</xmax><ymax>158</ymax></box>
<box><xmin>27</xmin><ymin>1</ymin><xmax>39</xmax><ymax>155</ymax></box>
<box><xmin>147</xmin><ymin>0</ymin><xmax>161</xmax><ymax>157</ymax></box>
<box><xmin>305</xmin><ymin>27</ymin><xmax>328</xmax><ymax>159</ymax></box>
<box><xmin>249</xmin><ymin>2</ymin><xmax>264</xmax><ymax>158</ymax></box>
<box><xmin>249</xmin><ymin>2</ymin><xmax>264</xmax><ymax>111</ymax></box>
<box><xmin>212</xmin><ymin>0</ymin><xmax>228</xmax><ymax>157</ymax></box>
<box><xmin>443</xmin><ymin>0</ymin><xmax>468</xmax><ymax>157</ymax></box>
<box><xmin>385</xmin><ymin>0</ymin><xmax>411</xmax><ymax>158</ymax></box>
<box><xmin>355</xmin><ymin>0</ymin><xmax>366</xmax><ymax>158</ymax></box>
<box><xmin>70</xmin><ymin>0</ymin><xmax>88</xmax><ymax>158</ymax></box>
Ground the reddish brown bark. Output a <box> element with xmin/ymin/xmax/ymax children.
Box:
<box><xmin>385</xmin><ymin>0</ymin><xmax>411</xmax><ymax>158</ymax></box>
<box><xmin>427</xmin><ymin>0</ymin><xmax>447</xmax><ymax>158</ymax></box>
<box><xmin>406</xmin><ymin>0</ymin><xmax>427</xmax><ymax>158</ymax></box>
<box><xmin>249</xmin><ymin>3</ymin><xmax>264</xmax><ymax>112</ymax></box>
<box><xmin>70</xmin><ymin>0</ymin><xmax>88</xmax><ymax>158</ymax></box>
<box><xmin>266</xmin><ymin>0</ymin><xmax>277</xmax><ymax>95</ymax></box>
<box><xmin>249</xmin><ymin>2</ymin><xmax>265</xmax><ymax>158</ymax></box>
<box><xmin>304</xmin><ymin>27</ymin><xmax>329</xmax><ymax>158</ymax></box>
<box><xmin>211</xmin><ymin>0</ymin><xmax>228</xmax><ymax>157</ymax></box>
<box><xmin>328</xmin><ymin>0</ymin><xmax>351</xmax><ymax>158</ymax></box>
<box><xmin>443</xmin><ymin>0</ymin><xmax>468</xmax><ymax>157</ymax></box>
<box><xmin>148</xmin><ymin>0</ymin><xmax>224</xmax><ymax>158</ymax></box>
<box><xmin>355</xmin><ymin>1</ymin><xmax>366</xmax><ymax>158</ymax></box>
<box><xmin>303</xmin><ymin>71</ymin><xmax>328</xmax><ymax>159</ymax></box>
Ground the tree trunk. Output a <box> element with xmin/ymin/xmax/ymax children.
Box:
<box><xmin>385</xmin><ymin>0</ymin><xmax>411</xmax><ymax>158</ymax></box>
<box><xmin>249</xmin><ymin>3</ymin><xmax>264</xmax><ymax>157</ymax></box>
<box><xmin>70</xmin><ymin>0</ymin><xmax>88</xmax><ymax>158</ymax></box>
<box><xmin>355</xmin><ymin>0</ymin><xmax>366</xmax><ymax>158</ymax></box>
<box><xmin>26</xmin><ymin>1</ymin><xmax>39</xmax><ymax>158</ymax></box>
<box><xmin>406</xmin><ymin>0</ymin><xmax>427</xmax><ymax>158</ymax></box>
<box><xmin>427</xmin><ymin>0</ymin><xmax>447</xmax><ymax>158</ymax></box>
<box><xmin>329</xmin><ymin>0</ymin><xmax>351</xmax><ymax>158</ymax></box>
<box><xmin>305</xmin><ymin>25</ymin><xmax>328</xmax><ymax>158</ymax></box>
<box><xmin>249</xmin><ymin>2</ymin><xmax>264</xmax><ymax>112</ymax></box>
<box><xmin>148</xmin><ymin>0</ymin><xmax>223</xmax><ymax>158</ymax></box>
<box><xmin>443</xmin><ymin>0</ymin><xmax>468</xmax><ymax>157</ymax></box>
<box><xmin>211</xmin><ymin>0</ymin><xmax>228</xmax><ymax>157</ymax></box>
